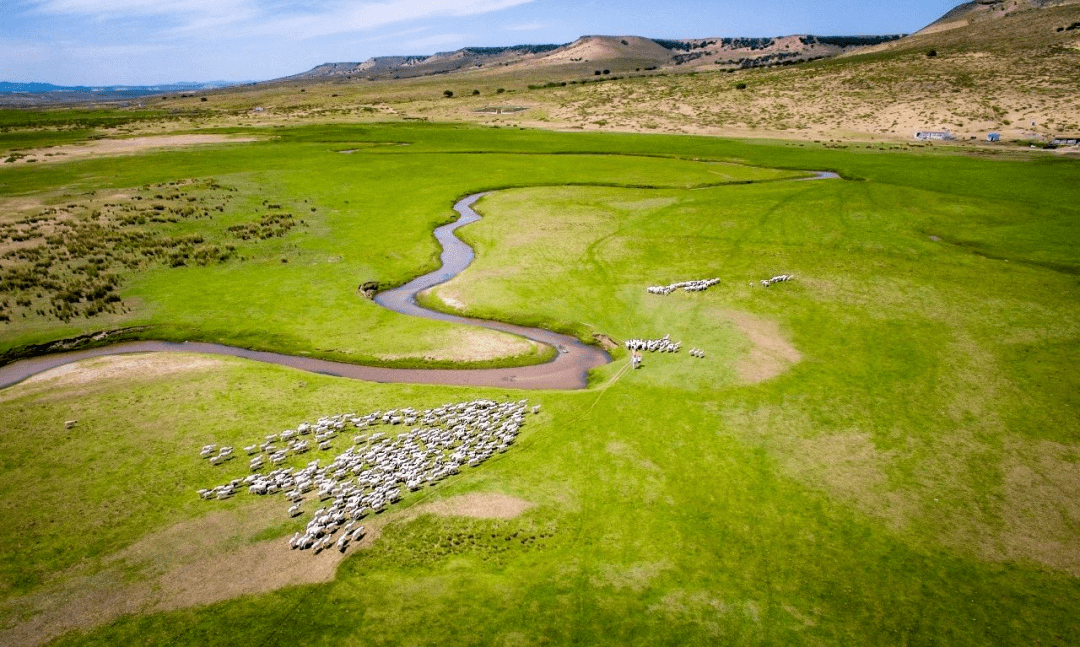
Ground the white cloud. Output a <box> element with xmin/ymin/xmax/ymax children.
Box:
<box><xmin>24</xmin><ymin>0</ymin><xmax>253</xmax><ymax>18</ymax></box>
<box><xmin>236</xmin><ymin>0</ymin><xmax>537</xmax><ymax>41</ymax></box>
<box><xmin>22</xmin><ymin>0</ymin><xmax>536</xmax><ymax>38</ymax></box>
<box><xmin>6</xmin><ymin>0</ymin><xmax>540</xmax><ymax>83</ymax></box>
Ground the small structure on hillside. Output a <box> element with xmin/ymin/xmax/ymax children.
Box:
<box><xmin>915</xmin><ymin>131</ymin><xmax>952</xmax><ymax>141</ymax></box>
<box><xmin>473</xmin><ymin>105</ymin><xmax>528</xmax><ymax>115</ymax></box>
<box><xmin>987</xmin><ymin>132</ymin><xmax>1000</xmax><ymax>142</ymax></box>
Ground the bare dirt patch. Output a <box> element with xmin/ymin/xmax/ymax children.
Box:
<box><xmin>0</xmin><ymin>492</ymin><xmax>532</xmax><ymax>647</ymax></box>
<box><xmin>0</xmin><ymin>197</ymin><xmax>46</xmax><ymax>222</ymax></box>
<box><xmin>772</xmin><ymin>428</ymin><xmax>915</xmax><ymax>530</ymax></box>
<box><xmin>6</xmin><ymin>135</ymin><xmax>259</xmax><ymax>166</ymax></box>
<box><xmin>1000</xmin><ymin>438</ymin><xmax>1080</xmax><ymax>575</ymax></box>
<box><xmin>377</xmin><ymin>327</ymin><xmax>537</xmax><ymax>363</ymax></box>
<box><xmin>417</xmin><ymin>492</ymin><xmax>534</xmax><ymax>519</ymax></box>
<box><xmin>2</xmin><ymin>354</ymin><xmax>224</xmax><ymax>403</ymax></box>
<box><xmin>725</xmin><ymin>311</ymin><xmax>802</xmax><ymax>383</ymax></box>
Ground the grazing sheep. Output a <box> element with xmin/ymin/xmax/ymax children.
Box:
<box><xmin>760</xmin><ymin>274</ymin><xmax>794</xmax><ymax>287</ymax></box>
<box><xmin>647</xmin><ymin>277</ymin><xmax>720</xmax><ymax>295</ymax></box>
<box><xmin>624</xmin><ymin>334</ymin><xmax>681</xmax><ymax>354</ymax></box>
<box><xmin>198</xmin><ymin>399</ymin><xmax>533</xmax><ymax>554</ymax></box>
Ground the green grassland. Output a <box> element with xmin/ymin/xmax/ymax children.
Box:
<box><xmin>1</xmin><ymin>121</ymin><xmax>1079</xmax><ymax>646</ymax></box>
<box><xmin>0</xmin><ymin>124</ymin><xmax>801</xmax><ymax>367</ymax></box>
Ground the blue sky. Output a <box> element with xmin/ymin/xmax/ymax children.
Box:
<box><xmin>1</xmin><ymin>0</ymin><xmax>961</xmax><ymax>86</ymax></box>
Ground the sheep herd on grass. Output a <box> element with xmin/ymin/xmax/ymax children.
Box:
<box><xmin>647</xmin><ymin>278</ymin><xmax>721</xmax><ymax>295</ymax></box>
<box><xmin>760</xmin><ymin>274</ymin><xmax>794</xmax><ymax>287</ymax></box>
<box><xmin>198</xmin><ymin>399</ymin><xmax>536</xmax><ymax>554</ymax></box>
<box><xmin>625</xmin><ymin>334</ymin><xmax>681</xmax><ymax>353</ymax></box>
<box><xmin>639</xmin><ymin>273</ymin><xmax>794</xmax><ymax>361</ymax></box>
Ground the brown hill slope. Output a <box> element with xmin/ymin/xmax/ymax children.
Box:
<box><xmin>916</xmin><ymin>0</ymin><xmax>1076</xmax><ymax>34</ymax></box>
<box><xmin>451</xmin><ymin>0</ymin><xmax>1079</xmax><ymax>142</ymax></box>
<box><xmin>279</xmin><ymin>33</ymin><xmax>904</xmax><ymax>84</ymax></box>
<box><xmin>164</xmin><ymin>0</ymin><xmax>1078</xmax><ymax>144</ymax></box>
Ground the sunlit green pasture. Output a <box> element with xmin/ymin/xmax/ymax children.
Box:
<box><xmin>0</xmin><ymin>125</ymin><xmax>801</xmax><ymax>367</ymax></box>
<box><xmin>0</xmin><ymin>122</ymin><xmax>1078</xmax><ymax>646</ymax></box>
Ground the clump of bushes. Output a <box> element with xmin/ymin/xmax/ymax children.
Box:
<box><xmin>227</xmin><ymin>213</ymin><xmax>300</xmax><ymax>240</ymax></box>
<box><xmin>0</xmin><ymin>177</ymin><xmax>249</xmax><ymax>322</ymax></box>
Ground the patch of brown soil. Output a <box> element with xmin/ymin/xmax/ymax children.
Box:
<box><xmin>416</xmin><ymin>492</ymin><xmax>534</xmax><ymax>520</ymax></box>
<box><xmin>0</xmin><ymin>573</ymin><xmax>154</xmax><ymax>647</ymax></box>
<box><xmin>593</xmin><ymin>560</ymin><xmax>673</xmax><ymax>592</ymax></box>
<box><xmin>592</xmin><ymin>333</ymin><xmax>618</xmax><ymax>351</ymax></box>
<box><xmin>725</xmin><ymin>311</ymin><xmax>801</xmax><ymax>383</ymax></box>
<box><xmin>429</xmin><ymin>288</ymin><xmax>468</xmax><ymax>312</ymax></box>
<box><xmin>2</xmin><ymin>354</ymin><xmax>224</xmax><ymax>402</ymax></box>
<box><xmin>1000</xmin><ymin>438</ymin><xmax>1080</xmax><ymax>575</ymax></box>
<box><xmin>377</xmin><ymin>327</ymin><xmax>537</xmax><ymax>363</ymax></box>
<box><xmin>0</xmin><ymin>492</ymin><xmax>531</xmax><ymax>647</ymax></box>
<box><xmin>154</xmin><ymin>535</ymin><xmax>347</xmax><ymax>612</ymax></box>
<box><xmin>773</xmin><ymin>429</ymin><xmax>916</xmax><ymax>530</ymax></box>
<box><xmin>0</xmin><ymin>197</ymin><xmax>45</xmax><ymax>222</ymax></box>
<box><xmin>6</xmin><ymin>135</ymin><xmax>258</xmax><ymax>166</ymax></box>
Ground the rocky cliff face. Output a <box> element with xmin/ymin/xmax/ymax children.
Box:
<box><xmin>280</xmin><ymin>33</ymin><xmax>905</xmax><ymax>83</ymax></box>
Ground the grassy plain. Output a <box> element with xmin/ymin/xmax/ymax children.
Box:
<box><xmin>0</xmin><ymin>124</ymin><xmax>800</xmax><ymax>367</ymax></box>
<box><xmin>1</xmin><ymin>121</ymin><xmax>1079</xmax><ymax>646</ymax></box>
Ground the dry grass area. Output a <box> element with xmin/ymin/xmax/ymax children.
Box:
<box><xmin>0</xmin><ymin>492</ymin><xmax>532</xmax><ymax>647</ymax></box>
<box><xmin>20</xmin><ymin>354</ymin><xmax>224</xmax><ymax>390</ymax></box>
<box><xmin>725</xmin><ymin>311</ymin><xmax>802</xmax><ymax>384</ymax></box>
<box><xmin>157</xmin><ymin>1</ymin><xmax>1079</xmax><ymax>144</ymax></box>
<box><xmin>419</xmin><ymin>492</ymin><xmax>534</xmax><ymax>519</ymax></box>
<box><xmin>376</xmin><ymin>327</ymin><xmax>539</xmax><ymax>364</ymax></box>
<box><xmin>726</xmin><ymin>378</ymin><xmax>1080</xmax><ymax>577</ymax></box>
<box><xmin>1000</xmin><ymin>438</ymin><xmax>1080</xmax><ymax>574</ymax></box>
<box><xmin>6</xmin><ymin>135</ymin><xmax>260</xmax><ymax>166</ymax></box>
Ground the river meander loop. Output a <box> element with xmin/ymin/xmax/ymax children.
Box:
<box><xmin>0</xmin><ymin>193</ymin><xmax>610</xmax><ymax>391</ymax></box>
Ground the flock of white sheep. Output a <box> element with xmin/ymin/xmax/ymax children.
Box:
<box><xmin>647</xmin><ymin>274</ymin><xmax>796</xmax><ymax>293</ymax></box>
<box><xmin>646</xmin><ymin>278</ymin><xmax>721</xmax><ymax>295</ymax></box>
<box><xmin>760</xmin><ymin>274</ymin><xmax>794</xmax><ymax>287</ymax></box>
<box><xmin>636</xmin><ymin>273</ymin><xmax>793</xmax><ymax>362</ymax></box>
<box><xmin>624</xmin><ymin>334</ymin><xmax>681</xmax><ymax>353</ymax></box>
<box><xmin>197</xmin><ymin>398</ymin><xmax>536</xmax><ymax>554</ymax></box>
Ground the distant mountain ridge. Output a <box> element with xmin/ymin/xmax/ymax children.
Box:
<box><xmin>0</xmin><ymin>80</ymin><xmax>244</xmax><ymax>95</ymax></box>
<box><xmin>281</xmin><ymin>33</ymin><xmax>905</xmax><ymax>83</ymax></box>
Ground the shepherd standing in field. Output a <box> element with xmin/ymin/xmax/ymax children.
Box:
<box><xmin>631</xmin><ymin>350</ymin><xmax>642</xmax><ymax>369</ymax></box>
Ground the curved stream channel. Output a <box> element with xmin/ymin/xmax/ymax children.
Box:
<box><xmin>0</xmin><ymin>173</ymin><xmax>840</xmax><ymax>391</ymax></box>
<box><xmin>0</xmin><ymin>193</ymin><xmax>610</xmax><ymax>391</ymax></box>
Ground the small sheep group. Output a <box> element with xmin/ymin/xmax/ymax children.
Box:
<box><xmin>760</xmin><ymin>274</ymin><xmax>794</xmax><ymax>287</ymax></box>
<box><xmin>199</xmin><ymin>444</ymin><xmax>234</xmax><ymax>466</ymax></box>
<box><xmin>647</xmin><ymin>278</ymin><xmax>720</xmax><ymax>295</ymax></box>
<box><xmin>625</xmin><ymin>334</ymin><xmax>681</xmax><ymax>353</ymax></box>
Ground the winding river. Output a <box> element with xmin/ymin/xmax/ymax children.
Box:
<box><xmin>0</xmin><ymin>193</ymin><xmax>610</xmax><ymax>391</ymax></box>
<box><xmin>0</xmin><ymin>173</ymin><xmax>840</xmax><ymax>391</ymax></box>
